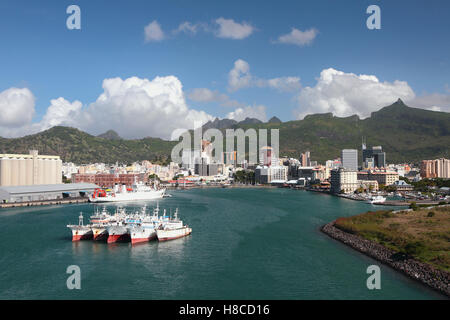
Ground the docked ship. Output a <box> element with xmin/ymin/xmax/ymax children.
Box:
<box><xmin>89</xmin><ymin>180</ymin><xmax>166</xmax><ymax>203</ymax></box>
<box><xmin>67</xmin><ymin>213</ymin><xmax>93</xmax><ymax>241</ymax></box>
<box><xmin>90</xmin><ymin>207</ymin><xmax>114</xmax><ymax>240</ymax></box>
<box><xmin>366</xmin><ymin>195</ymin><xmax>386</xmax><ymax>204</ymax></box>
<box><xmin>156</xmin><ymin>209</ymin><xmax>192</xmax><ymax>241</ymax></box>
<box><xmin>67</xmin><ymin>205</ymin><xmax>192</xmax><ymax>243</ymax></box>
<box><xmin>106</xmin><ymin>221</ymin><xmax>130</xmax><ymax>243</ymax></box>
<box><xmin>128</xmin><ymin>205</ymin><xmax>161</xmax><ymax>244</ymax></box>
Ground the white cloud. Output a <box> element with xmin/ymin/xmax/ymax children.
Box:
<box><xmin>226</xmin><ymin>105</ymin><xmax>267</xmax><ymax>122</ymax></box>
<box><xmin>228</xmin><ymin>59</ymin><xmax>252</xmax><ymax>92</ymax></box>
<box><xmin>215</xmin><ymin>18</ymin><xmax>254</xmax><ymax>39</ymax></box>
<box><xmin>228</xmin><ymin>59</ymin><xmax>301</xmax><ymax>92</ymax></box>
<box><xmin>258</xmin><ymin>76</ymin><xmax>302</xmax><ymax>92</ymax></box>
<box><xmin>408</xmin><ymin>93</ymin><xmax>450</xmax><ymax>112</ymax></box>
<box><xmin>173</xmin><ymin>22</ymin><xmax>198</xmax><ymax>35</ymax></box>
<box><xmin>79</xmin><ymin>76</ymin><xmax>213</xmax><ymax>139</ymax></box>
<box><xmin>0</xmin><ymin>76</ymin><xmax>214</xmax><ymax>139</ymax></box>
<box><xmin>0</xmin><ymin>87</ymin><xmax>35</xmax><ymax>128</ymax></box>
<box><xmin>293</xmin><ymin>68</ymin><xmax>416</xmax><ymax>119</ymax></box>
<box><xmin>38</xmin><ymin>98</ymin><xmax>83</xmax><ymax>130</ymax></box>
<box><xmin>276</xmin><ymin>27</ymin><xmax>318</xmax><ymax>46</ymax></box>
<box><xmin>187</xmin><ymin>88</ymin><xmax>244</xmax><ymax>108</ymax></box>
<box><xmin>144</xmin><ymin>20</ymin><xmax>165</xmax><ymax>42</ymax></box>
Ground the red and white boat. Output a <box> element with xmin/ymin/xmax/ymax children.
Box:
<box><xmin>90</xmin><ymin>207</ymin><xmax>113</xmax><ymax>241</ymax></box>
<box><xmin>67</xmin><ymin>213</ymin><xmax>93</xmax><ymax>241</ymax></box>
<box><xmin>128</xmin><ymin>205</ymin><xmax>161</xmax><ymax>244</ymax></box>
<box><xmin>156</xmin><ymin>209</ymin><xmax>192</xmax><ymax>241</ymax></box>
<box><xmin>89</xmin><ymin>179</ymin><xmax>166</xmax><ymax>203</ymax></box>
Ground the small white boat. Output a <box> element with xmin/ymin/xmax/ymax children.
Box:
<box><xmin>366</xmin><ymin>195</ymin><xmax>386</xmax><ymax>204</ymax></box>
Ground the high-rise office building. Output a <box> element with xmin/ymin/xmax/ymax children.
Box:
<box><xmin>420</xmin><ymin>158</ymin><xmax>450</xmax><ymax>178</ymax></box>
<box><xmin>300</xmin><ymin>151</ymin><xmax>311</xmax><ymax>167</ymax></box>
<box><xmin>362</xmin><ymin>143</ymin><xmax>386</xmax><ymax>168</ymax></box>
<box><xmin>341</xmin><ymin>149</ymin><xmax>358</xmax><ymax>171</ymax></box>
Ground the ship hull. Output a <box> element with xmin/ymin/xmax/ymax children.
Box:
<box><xmin>129</xmin><ymin>225</ymin><xmax>157</xmax><ymax>244</ymax></box>
<box><xmin>156</xmin><ymin>227</ymin><xmax>192</xmax><ymax>242</ymax></box>
<box><xmin>106</xmin><ymin>225</ymin><xmax>129</xmax><ymax>243</ymax></box>
<box><xmin>92</xmin><ymin>226</ymin><xmax>108</xmax><ymax>241</ymax></box>
<box><xmin>68</xmin><ymin>227</ymin><xmax>93</xmax><ymax>241</ymax></box>
<box><xmin>107</xmin><ymin>233</ymin><xmax>130</xmax><ymax>243</ymax></box>
<box><xmin>89</xmin><ymin>189</ymin><xmax>166</xmax><ymax>203</ymax></box>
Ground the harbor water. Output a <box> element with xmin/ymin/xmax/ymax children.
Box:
<box><xmin>0</xmin><ymin>188</ymin><xmax>444</xmax><ymax>299</ymax></box>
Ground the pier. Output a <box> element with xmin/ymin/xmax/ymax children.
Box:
<box><xmin>0</xmin><ymin>197</ymin><xmax>89</xmax><ymax>208</ymax></box>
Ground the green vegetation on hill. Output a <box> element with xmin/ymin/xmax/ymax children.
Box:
<box><xmin>0</xmin><ymin>100</ymin><xmax>449</xmax><ymax>164</ymax></box>
<box><xmin>334</xmin><ymin>206</ymin><xmax>450</xmax><ymax>272</ymax></box>
<box><xmin>235</xmin><ymin>99</ymin><xmax>450</xmax><ymax>163</ymax></box>
<box><xmin>0</xmin><ymin>126</ymin><xmax>176</xmax><ymax>165</ymax></box>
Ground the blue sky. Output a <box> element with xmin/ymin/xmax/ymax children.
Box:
<box><xmin>0</xmin><ymin>0</ymin><xmax>449</xmax><ymax>138</ymax></box>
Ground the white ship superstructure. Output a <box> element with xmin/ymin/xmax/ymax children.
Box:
<box><xmin>89</xmin><ymin>179</ymin><xmax>166</xmax><ymax>203</ymax></box>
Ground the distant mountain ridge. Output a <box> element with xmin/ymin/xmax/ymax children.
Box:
<box><xmin>201</xmin><ymin>117</ymin><xmax>264</xmax><ymax>130</ymax></box>
<box><xmin>97</xmin><ymin>130</ymin><xmax>121</xmax><ymax>140</ymax></box>
<box><xmin>268</xmin><ymin>116</ymin><xmax>282</xmax><ymax>123</ymax></box>
<box><xmin>0</xmin><ymin>99</ymin><xmax>449</xmax><ymax>164</ymax></box>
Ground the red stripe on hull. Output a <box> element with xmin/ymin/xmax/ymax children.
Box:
<box><xmin>131</xmin><ymin>234</ymin><xmax>157</xmax><ymax>244</ymax></box>
<box><xmin>107</xmin><ymin>234</ymin><xmax>130</xmax><ymax>243</ymax></box>
<box><xmin>72</xmin><ymin>233</ymin><xmax>92</xmax><ymax>241</ymax></box>
<box><xmin>93</xmin><ymin>233</ymin><xmax>108</xmax><ymax>241</ymax></box>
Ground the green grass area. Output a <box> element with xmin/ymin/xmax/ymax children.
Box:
<box><xmin>334</xmin><ymin>206</ymin><xmax>450</xmax><ymax>272</ymax></box>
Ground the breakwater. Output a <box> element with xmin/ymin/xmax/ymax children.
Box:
<box><xmin>321</xmin><ymin>221</ymin><xmax>450</xmax><ymax>297</ymax></box>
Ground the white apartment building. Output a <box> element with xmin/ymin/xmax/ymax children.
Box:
<box><xmin>330</xmin><ymin>168</ymin><xmax>358</xmax><ymax>194</ymax></box>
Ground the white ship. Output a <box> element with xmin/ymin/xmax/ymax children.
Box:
<box><xmin>156</xmin><ymin>209</ymin><xmax>192</xmax><ymax>241</ymax></box>
<box><xmin>89</xmin><ymin>180</ymin><xmax>166</xmax><ymax>203</ymax></box>
<box><xmin>130</xmin><ymin>205</ymin><xmax>165</xmax><ymax>244</ymax></box>
<box><xmin>67</xmin><ymin>213</ymin><xmax>93</xmax><ymax>241</ymax></box>
<box><xmin>156</xmin><ymin>226</ymin><xmax>192</xmax><ymax>242</ymax></box>
<box><xmin>366</xmin><ymin>195</ymin><xmax>386</xmax><ymax>204</ymax></box>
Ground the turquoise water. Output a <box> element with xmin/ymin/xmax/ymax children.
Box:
<box><xmin>0</xmin><ymin>188</ymin><xmax>444</xmax><ymax>299</ymax></box>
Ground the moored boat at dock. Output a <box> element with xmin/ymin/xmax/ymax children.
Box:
<box><xmin>366</xmin><ymin>195</ymin><xmax>386</xmax><ymax>204</ymax></box>
<box><xmin>156</xmin><ymin>226</ymin><xmax>192</xmax><ymax>241</ymax></box>
<box><xmin>156</xmin><ymin>208</ymin><xmax>192</xmax><ymax>241</ymax></box>
<box><xmin>89</xmin><ymin>179</ymin><xmax>166</xmax><ymax>203</ymax></box>
<box><xmin>67</xmin><ymin>213</ymin><xmax>93</xmax><ymax>241</ymax></box>
<box><xmin>66</xmin><ymin>205</ymin><xmax>191</xmax><ymax>244</ymax></box>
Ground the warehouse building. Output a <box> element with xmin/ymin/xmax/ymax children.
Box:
<box><xmin>0</xmin><ymin>183</ymin><xmax>99</xmax><ymax>203</ymax></box>
<box><xmin>0</xmin><ymin>150</ymin><xmax>62</xmax><ymax>186</ymax></box>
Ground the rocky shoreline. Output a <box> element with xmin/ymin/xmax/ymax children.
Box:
<box><xmin>321</xmin><ymin>221</ymin><xmax>450</xmax><ymax>298</ymax></box>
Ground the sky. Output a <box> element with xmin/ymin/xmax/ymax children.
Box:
<box><xmin>0</xmin><ymin>0</ymin><xmax>449</xmax><ymax>139</ymax></box>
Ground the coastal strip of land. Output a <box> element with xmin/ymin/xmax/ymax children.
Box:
<box><xmin>0</xmin><ymin>197</ymin><xmax>89</xmax><ymax>208</ymax></box>
<box><xmin>321</xmin><ymin>206</ymin><xmax>450</xmax><ymax>297</ymax></box>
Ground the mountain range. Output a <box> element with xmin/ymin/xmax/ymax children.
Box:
<box><xmin>0</xmin><ymin>99</ymin><xmax>448</xmax><ymax>164</ymax></box>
